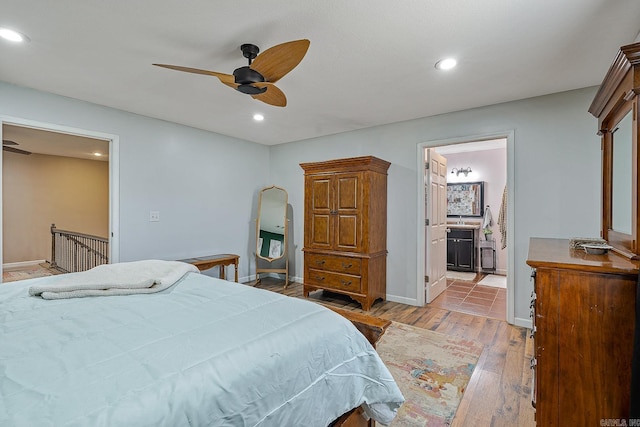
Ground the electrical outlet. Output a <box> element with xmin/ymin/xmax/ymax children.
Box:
<box><xmin>149</xmin><ymin>211</ymin><xmax>160</xmax><ymax>222</ymax></box>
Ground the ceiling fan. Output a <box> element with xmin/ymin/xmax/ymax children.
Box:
<box><xmin>2</xmin><ymin>140</ymin><xmax>32</xmax><ymax>155</ymax></box>
<box><xmin>153</xmin><ymin>39</ymin><xmax>310</xmax><ymax>107</ymax></box>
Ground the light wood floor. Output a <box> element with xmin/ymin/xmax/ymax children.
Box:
<box><xmin>255</xmin><ymin>278</ymin><xmax>536</xmax><ymax>427</ymax></box>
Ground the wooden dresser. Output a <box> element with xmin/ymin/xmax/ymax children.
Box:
<box><xmin>526</xmin><ymin>238</ymin><xmax>637</xmax><ymax>425</ymax></box>
<box><xmin>300</xmin><ymin>156</ymin><xmax>390</xmax><ymax>311</ymax></box>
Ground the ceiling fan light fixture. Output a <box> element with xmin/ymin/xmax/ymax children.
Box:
<box><xmin>236</xmin><ymin>84</ymin><xmax>267</xmax><ymax>95</ymax></box>
<box><xmin>0</xmin><ymin>27</ymin><xmax>29</xmax><ymax>43</ymax></box>
<box><xmin>435</xmin><ymin>57</ymin><xmax>457</xmax><ymax>70</ymax></box>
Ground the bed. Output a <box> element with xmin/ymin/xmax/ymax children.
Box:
<box><xmin>0</xmin><ymin>260</ymin><xmax>404</xmax><ymax>426</ymax></box>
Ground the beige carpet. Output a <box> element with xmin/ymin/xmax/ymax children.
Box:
<box><xmin>377</xmin><ymin>322</ymin><xmax>483</xmax><ymax>426</ymax></box>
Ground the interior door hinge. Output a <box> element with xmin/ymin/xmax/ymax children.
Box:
<box><xmin>425</xmin><ymin>219</ymin><xmax>429</xmax><ymax>226</ymax></box>
<box><xmin>424</xmin><ymin>275</ymin><xmax>429</xmax><ymax>283</ymax></box>
<box><xmin>424</xmin><ymin>162</ymin><xmax>429</xmax><ymax>170</ymax></box>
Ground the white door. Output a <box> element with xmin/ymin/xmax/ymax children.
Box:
<box><xmin>425</xmin><ymin>148</ymin><xmax>448</xmax><ymax>303</ymax></box>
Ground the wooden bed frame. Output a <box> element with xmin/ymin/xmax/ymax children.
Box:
<box><xmin>329</xmin><ymin>307</ymin><xmax>392</xmax><ymax>427</ymax></box>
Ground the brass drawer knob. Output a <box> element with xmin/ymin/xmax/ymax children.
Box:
<box><xmin>342</xmin><ymin>262</ymin><xmax>353</xmax><ymax>269</ymax></box>
<box><xmin>340</xmin><ymin>280</ymin><xmax>352</xmax><ymax>286</ymax></box>
<box><xmin>315</xmin><ymin>259</ymin><xmax>326</xmax><ymax>265</ymax></box>
<box><xmin>315</xmin><ymin>276</ymin><xmax>325</xmax><ymax>281</ymax></box>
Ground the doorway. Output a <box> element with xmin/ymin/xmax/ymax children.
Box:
<box><xmin>417</xmin><ymin>132</ymin><xmax>514</xmax><ymax>323</ymax></box>
<box><xmin>0</xmin><ymin>117</ymin><xmax>120</xmax><ymax>280</ymax></box>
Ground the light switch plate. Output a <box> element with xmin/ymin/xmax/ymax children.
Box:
<box><xmin>149</xmin><ymin>211</ymin><xmax>160</xmax><ymax>222</ymax></box>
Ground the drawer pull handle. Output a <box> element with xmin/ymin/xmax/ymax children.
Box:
<box><xmin>342</xmin><ymin>263</ymin><xmax>353</xmax><ymax>269</ymax></box>
<box><xmin>315</xmin><ymin>260</ymin><xmax>326</xmax><ymax>265</ymax></box>
<box><xmin>315</xmin><ymin>276</ymin><xmax>325</xmax><ymax>281</ymax></box>
<box><xmin>340</xmin><ymin>280</ymin><xmax>352</xmax><ymax>286</ymax></box>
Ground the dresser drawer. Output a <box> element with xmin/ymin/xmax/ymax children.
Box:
<box><xmin>307</xmin><ymin>268</ymin><xmax>362</xmax><ymax>293</ymax></box>
<box><xmin>305</xmin><ymin>253</ymin><xmax>362</xmax><ymax>275</ymax></box>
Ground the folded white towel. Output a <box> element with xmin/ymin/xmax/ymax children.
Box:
<box><xmin>482</xmin><ymin>206</ymin><xmax>493</xmax><ymax>230</ymax></box>
<box><xmin>29</xmin><ymin>260</ymin><xmax>199</xmax><ymax>300</ymax></box>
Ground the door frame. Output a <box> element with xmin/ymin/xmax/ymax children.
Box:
<box><xmin>0</xmin><ymin>115</ymin><xmax>120</xmax><ymax>277</ymax></box>
<box><xmin>416</xmin><ymin>130</ymin><xmax>515</xmax><ymax>324</ymax></box>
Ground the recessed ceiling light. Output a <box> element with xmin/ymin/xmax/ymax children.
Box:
<box><xmin>435</xmin><ymin>58</ymin><xmax>457</xmax><ymax>71</ymax></box>
<box><xmin>253</xmin><ymin>114</ymin><xmax>264</xmax><ymax>121</ymax></box>
<box><xmin>0</xmin><ymin>27</ymin><xmax>29</xmax><ymax>43</ymax></box>
<box><xmin>93</xmin><ymin>152</ymin><xmax>103</xmax><ymax>157</ymax></box>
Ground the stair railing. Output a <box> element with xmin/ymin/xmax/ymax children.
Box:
<box><xmin>50</xmin><ymin>223</ymin><xmax>109</xmax><ymax>273</ymax></box>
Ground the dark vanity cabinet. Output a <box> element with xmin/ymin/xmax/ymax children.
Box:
<box><xmin>446</xmin><ymin>227</ymin><xmax>475</xmax><ymax>271</ymax></box>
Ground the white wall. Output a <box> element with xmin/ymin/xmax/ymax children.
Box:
<box><xmin>269</xmin><ymin>86</ymin><xmax>601</xmax><ymax>326</ymax></box>
<box><xmin>0</xmin><ymin>80</ymin><xmax>602</xmax><ymax>326</ymax></box>
<box><xmin>0</xmin><ymin>81</ymin><xmax>270</xmax><ymax>280</ymax></box>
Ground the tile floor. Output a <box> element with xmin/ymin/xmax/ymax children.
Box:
<box><xmin>430</xmin><ymin>274</ymin><xmax>506</xmax><ymax>320</ymax></box>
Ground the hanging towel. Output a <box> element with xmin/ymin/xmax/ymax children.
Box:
<box><xmin>482</xmin><ymin>206</ymin><xmax>493</xmax><ymax>229</ymax></box>
<box><xmin>482</xmin><ymin>206</ymin><xmax>493</xmax><ymax>239</ymax></box>
<box><xmin>497</xmin><ymin>186</ymin><xmax>507</xmax><ymax>249</ymax></box>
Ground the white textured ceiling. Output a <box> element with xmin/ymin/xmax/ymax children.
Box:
<box><xmin>1</xmin><ymin>0</ymin><xmax>640</xmax><ymax>146</ymax></box>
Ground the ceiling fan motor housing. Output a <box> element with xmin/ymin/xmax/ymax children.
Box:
<box><xmin>233</xmin><ymin>66</ymin><xmax>267</xmax><ymax>94</ymax></box>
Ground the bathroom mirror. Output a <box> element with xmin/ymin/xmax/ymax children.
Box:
<box><xmin>255</xmin><ymin>185</ymin><xmax>288</xmax><ymax>286</ymax></box>
<box><xmin>447</xmin><ymin>182</ymin><xmax>484</xmax><ymax>217</ymax></box>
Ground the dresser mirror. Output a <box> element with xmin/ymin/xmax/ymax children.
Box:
<box><xmin>255</xmin><ymin>185</ymin><xmax>289</xmax><ymax>286</ymax></box>
<box><xmin>611</xmin><ymin>109</ymin><xmax>633</xmax><ymax>235</ymax></box>
<box><xmin>589</xmin><ymin>41</ymin><xmax>640</xmax><ymax>258</ymax></box>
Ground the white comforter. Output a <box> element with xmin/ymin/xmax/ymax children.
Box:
<box><xmin>0</xmin><ymin>266</ymin><xmax>403</xmax><ymax>426</ymax></box>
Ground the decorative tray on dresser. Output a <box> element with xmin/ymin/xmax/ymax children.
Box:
<box><xmin>526</xmin><ymin>237</ymin><xmax>638</xmax><ymax>426</ymax></box>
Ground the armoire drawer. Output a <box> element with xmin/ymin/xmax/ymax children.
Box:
<box><xmin>305</xmin><ymin>253</ymin><xmax>362</xmax><ymax>275</ymax></box>
<box><xmin>306</xmin><ymin>268</ymin><xmax>362</xmax><ymax>293</ymax></box>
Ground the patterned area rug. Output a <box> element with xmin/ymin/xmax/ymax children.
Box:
<box><xmin>377</xmin><ymin>322</ymin><xmax>483</xmax><ymax>426</ymax></box>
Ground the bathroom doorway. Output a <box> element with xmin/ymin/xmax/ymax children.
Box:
<box><xmin>418</xmin><ymin>133</ymin><xmax>513</xmax><ymax>322</ymax></box>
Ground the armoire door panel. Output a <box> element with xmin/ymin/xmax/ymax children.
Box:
<box><xmin>311</xmin><ymin>178</ymin><xmax>331</xmax><ymax>210</ymax></box>
<box><xmin>336</xmin><ymin>174</ymin><xmax>360</xmax><ymax>210</ymax></box>
<box><xmin>311</xmin><ymin>214</ymin><xmax>332</xmax><ymax>247</ymax></box>
<box><xmin>336</xmin><ymin>214</ymin><xmax>359</xmax><ymax>250</ymax></box>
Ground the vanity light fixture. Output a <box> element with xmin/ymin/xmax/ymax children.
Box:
<box><xmin>451</xmin><ymin>167</ymin><xmax>472</xmax><ymax>177</ymax></box>
<box><xmin>435</xmin><ymin>57</ymin><xmax>457</xmax><ymax>70</ymax></box>
<box><xmin>0</xmin><ymin>27</ymin><xmax>29</xmax><ymax>43</ymax></box>
<box><xmin>253</xmin><ymin>113</ymin><xmax>264</xmax><ymax>121</ymax></box>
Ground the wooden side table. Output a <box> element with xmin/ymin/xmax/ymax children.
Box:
<box><xmin>178</xmin><ymin>254</ymin><xmax>239</xmax><ymax>282</ymax></box>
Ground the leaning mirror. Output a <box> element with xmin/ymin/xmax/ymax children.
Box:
<box><xmin>255</xmin><ymin>185</ymin><xmax>289</xmax><ymax>286</ymax></box>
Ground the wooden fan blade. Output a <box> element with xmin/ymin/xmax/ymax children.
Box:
<box><xmin>252</xmin><ymin>83</ymin><xmax>287</xmax><ymax>107</ymax></box>
<box><xmin>3</xmin><ymin>146</ymin><xmax>31</xmax><ymax>155</ymax></box>
<box><xmin>250</xmin><ymin>39</ymin><xmax>310</xmax><ymax>83</ymax></box>
<box><xmin>2</xmin><ymin>140</ymin><xmax>18</xmax><ymax>146</ymax></box>
<box><xmin>153</xmin><ymin>64</ymin><xmax>236</xmax><ymax>86</ymax></box>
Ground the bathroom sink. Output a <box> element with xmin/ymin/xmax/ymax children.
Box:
<box><xmin>446</xmin><ymin>223</ymin><xmax>480</xmax><ymax>229</ymax></box>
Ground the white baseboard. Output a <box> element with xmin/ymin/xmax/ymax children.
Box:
<box><xmin>3</xmin><ymin>259</ymin><xmax>46</xmax><ymax>269</ymax></box>
<box><xmin>514</xmin><ymin>316</ymin><xmax>533</xmax><ymax>329</ymax></box>
<box><xmin>386</xmin><ymin>294</ymin><xmax>419</xmax><ymax>306</ymax></box>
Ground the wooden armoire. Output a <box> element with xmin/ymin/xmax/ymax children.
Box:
<box><xmin>300</xmin><ymin>156</ymin><xmax>390</xmax><ymax>311</ymax></box>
